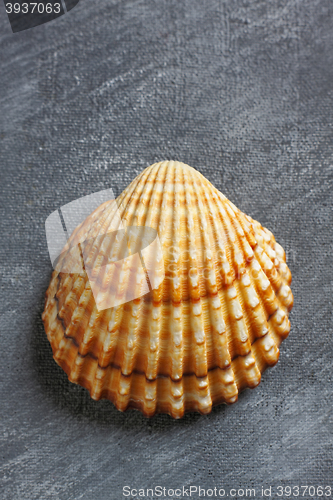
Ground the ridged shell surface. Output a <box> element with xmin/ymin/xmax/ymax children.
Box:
<box><xmin>42</xmin><ymin>161</ymin><xmax>293</xmax><ymax>418</ymax></box>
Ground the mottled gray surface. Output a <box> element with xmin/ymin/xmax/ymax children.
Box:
<box><xmin>0</xmin><ymin>1</ymin><xmax>332</xmax><ymax>499</ymax></box>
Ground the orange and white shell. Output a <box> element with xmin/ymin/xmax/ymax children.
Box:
<box><xmin>42</xmin><ymin>161</ymin><xmax>293</xmax><ymax>418</ymax></box>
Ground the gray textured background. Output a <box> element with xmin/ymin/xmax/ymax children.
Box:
<box><xmin>0</xmin><ymin>1</ymin><xmax>332</xmax><ymax>499</ymax></box>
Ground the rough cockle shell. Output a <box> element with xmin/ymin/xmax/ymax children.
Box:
<box><xmin>42</xmin><ymin>161</ymin><xmax>293</xmax><ymax>418</ymax></box>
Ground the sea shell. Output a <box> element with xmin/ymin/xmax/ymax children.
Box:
<box><xmin>42</xmin><ymin>161</ymin><xmax>293</xmax><ymax>418</ymax></box>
